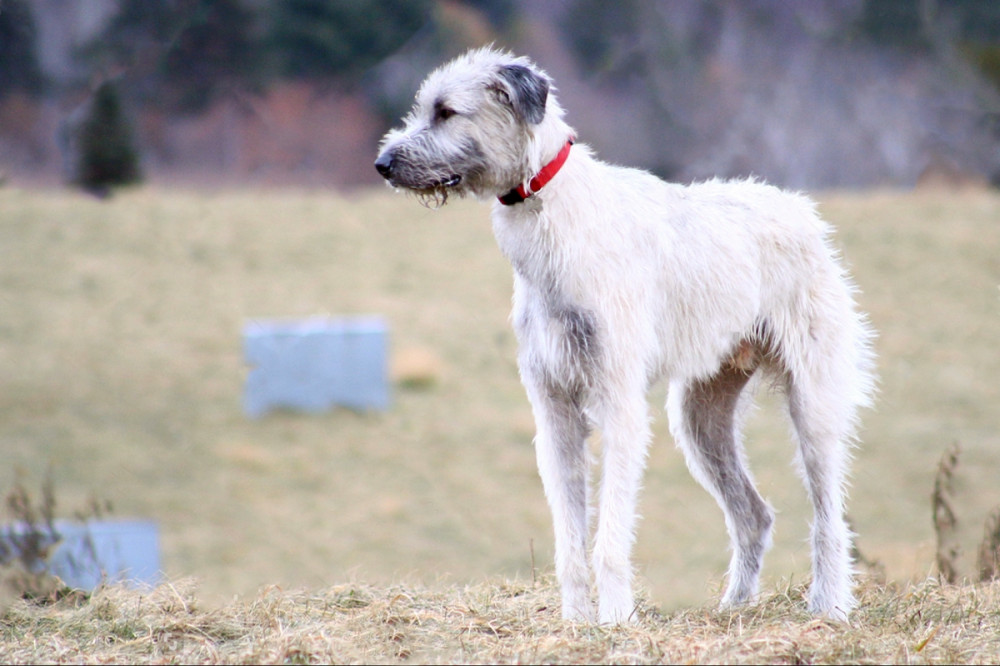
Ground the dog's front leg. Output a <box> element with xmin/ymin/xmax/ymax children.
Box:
<box><xmin>591</xmin><ymin>388</ymin><xmax>652</xmax><ymax>624</ymax></box>
<box><xmin>522</xmin><ymin>375</ymin><xmax>593</xmax><ymax>621</ymax></box>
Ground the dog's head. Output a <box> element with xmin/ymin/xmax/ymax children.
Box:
<box><xmin>374</xmin><ymin>47</ymin><xmax>563</xmax><ymax>207</ymax></box>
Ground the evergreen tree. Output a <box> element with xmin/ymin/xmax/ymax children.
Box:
<box><xmin>72</xmin><ymin>81</ymin><xmax>142</xmax><ymax>194</ymax></box>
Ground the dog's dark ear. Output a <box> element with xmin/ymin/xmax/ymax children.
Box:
<box><xmin>494</xmin><ymin>64</ymin><xmax>549</xmax><ymax>124</ymax></box>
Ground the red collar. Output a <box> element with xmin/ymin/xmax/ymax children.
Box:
<box><xmin>498</xmin><ymin>138</ymin><xmax>575</xmax><ymax>205</ymax></box>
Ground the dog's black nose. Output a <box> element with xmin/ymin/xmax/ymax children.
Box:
<box><xmin>374</xmin><ymin>153</ymin><xmax>394</xmax><ymax>179</ymax></box>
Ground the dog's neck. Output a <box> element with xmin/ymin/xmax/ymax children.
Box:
<box><xmin>498</xmin><ymin>137</ymin><xmax>575</xmax><ymax>206</ymax></box>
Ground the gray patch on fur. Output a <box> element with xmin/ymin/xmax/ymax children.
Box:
<box><xmin>560</xmin><ymin>308</ymin><xmax>597</xmax><ymax>355</ymax></box>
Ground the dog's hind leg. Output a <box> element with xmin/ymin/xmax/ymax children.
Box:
<box><xmin>785</xmin><ymin>371</ymin><xmax>856</xmax><ymax>620</ymax></box>
<box><xmin>667</xmin><ymin>361</ymin><xmax>774</xmax><ymax>609</ymax></box>
<box><xmin>523</xmin><ymin>379</ymin><xmax>594</xmax><ymax>621</ymax></box>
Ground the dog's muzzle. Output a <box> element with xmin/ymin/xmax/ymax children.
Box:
<box><xmin>374</xmin><ymin>151</ymin><xmax>462</xmax><ymax>190</ymax></box>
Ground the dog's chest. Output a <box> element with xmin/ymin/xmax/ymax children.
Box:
<box><xmin>493</xmin><ymin>208</ymin><xmax>602</xmax><ymax>387</ymax></box>
<box><xmin>492</xmin><ymin>211</ymin><xmax>592</xmax><ymax>314</ymax></box>
<box><xmin>491</xmin><ymin>203</ymin><xmax>588</xmax><ymax>295</ymax></box>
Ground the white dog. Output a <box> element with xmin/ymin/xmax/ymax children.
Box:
<box><xmin>375</xmin><ymin>47</ymin><xmax>876</xmax><ymax>624</ymax></box>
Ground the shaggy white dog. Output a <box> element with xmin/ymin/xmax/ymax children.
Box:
<box><xmin>376</xmin><ymin>47</ymin><xmax>876</xmax><ymax>624</ymax></box>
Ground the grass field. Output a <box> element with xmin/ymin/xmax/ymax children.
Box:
<box><xmin>4</xmin><ymin>576</ymin><xmax>1000</xmax><ymax>663</ymax></box>
<box><xmin>1</xmin><ymin>184</ymin><xmax>999</xmax><ymax>626</ymax></box>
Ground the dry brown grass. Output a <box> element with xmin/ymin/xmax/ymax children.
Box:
<box><xmin>1</xmin><ymin>184</ymin><xmax>999</xmax><ymax>623</ymax></box>
<box><xmin>3</xmin><ymin>575</ymin><xmax>1000</xmax><ymax>664</ymax></box>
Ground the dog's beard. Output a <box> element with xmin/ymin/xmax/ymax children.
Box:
<box><xmin>415</xmin><ymin>186</ymin><xmax>450</xmax><ymax>209</ymax></box>
<box><xmin>409</xmin><ymin>174</ymin><xmax>462</xmax><ymax>209</ymax></box>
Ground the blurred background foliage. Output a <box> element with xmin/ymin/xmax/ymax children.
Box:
<box><xmin>266</xmin><ymin>0</ymin><xmax>431</xmax><ymax>83</ymax></box>
<box><xmin>0</xmin><ymin>0</ymin><xmax>44</xmax><ymax>98</ymax></box>
<box><xmin>1</xmin><ymin>0</ymin><xmax>999</xmax><ymax>188</ymax></box>
<box><xmin>5</xmin><ymin>0</ymin><xmax>1000</xmax><ymax>106</ymax></box>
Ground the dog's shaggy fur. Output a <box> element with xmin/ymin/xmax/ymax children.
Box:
<box><xmin>376</xmin><ymin>48</ymin><xmax>876</xmax><ymax>624</ymax></box>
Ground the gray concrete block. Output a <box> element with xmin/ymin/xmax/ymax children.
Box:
<box><xmin>2</xmin><ymin>519</ymin><xmax>161</xmax><ymax>590</ymax></box>
<box><xmin>48</xmin><ymin>519</ymin><xmax>161</xmax><ymax>590</ymax></box>
<box><xmin>243</xmin><ymin>316</ymin><xmax>389</xmax><ymax>417</ymax></box>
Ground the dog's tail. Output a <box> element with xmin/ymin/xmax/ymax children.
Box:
<box><xmin>771</xmin><ymin>204</ymin><xmax>879</xmax><ymax>445</ymax></box>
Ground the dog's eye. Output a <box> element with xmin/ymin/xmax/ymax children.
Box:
<box><xmin>434</xmin><ymin>104</ymin><xmax>457</xmax><ymax>122</ymax></box>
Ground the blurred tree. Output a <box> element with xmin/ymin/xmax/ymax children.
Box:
<box><xmin>857</xmin><ymin>0</ymin><xmax>1000</xmax><ymax>52</ymax></box>
<box><xmin>857</xmin><ymin>0</ymin><xmax>1000</xmax><ymax>97</ymax></box>
<box><xmin>946</xmin><ymin>0</ymin><xmax>1000</xmax><ymax>93</ymax></box>
<box><xmin>266</xmin><ymin>0</ymin><xmax>431</xmax><ymax>83</ymax></box>
<box><xmin>0</xmin><ymin>0</ymin><xmax>45</xmax><ymax>98</ymax></box>
<box><xmin>160</xmin><ymin>0</ymin><xmax>262</xmax><ymax>111</ymax></box>
<box><xmin>70</xmin><ymin>80</ymin><xmax>142</xmax><ymax>195</ymax></box>
<box><xmin>560</xmin><ymin>0</ymin><xmax>644</xmax><ymax>78</ymax></box>
<box><xmin>857</xmin><ymin>0</ymin><xmax>931</xmax><ymax>51</ymax></box>
<box><xmin>82</xmin><ymin>0</ymin><xmax>263</xmax><ymax>113</ymax></box>
<box><xmin>949</xmin><ymin>0</ymin><xmax>1000</xmax><ymax>44</ymax></box>
<box><xmin>460</xmin><ymin>0</ymin><xmax>517</xmax><ymax>31</ymax></box>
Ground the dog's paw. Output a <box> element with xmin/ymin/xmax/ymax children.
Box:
<box><xmin>561</xmin><ymin>602</ymin><xmax>595</xmax><ymax>623</ymax></box>
<box><xmin>597</xmin><ymin>592</ymin><xmax>638</xmax><ymax>625</ymax></box>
